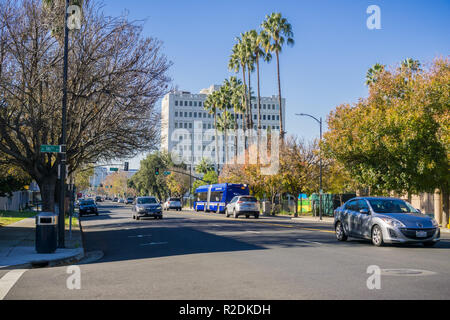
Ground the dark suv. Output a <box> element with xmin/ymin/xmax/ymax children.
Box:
<box><xmin>79</xmin><ymin>199</ymin><xmax>98</xmax><ymax>217</ymax></box>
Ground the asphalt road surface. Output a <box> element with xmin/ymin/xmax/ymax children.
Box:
<box><xmin>3</xmin><ymin>202</ymin><xmax>450</xmax><ymax>299</ymax></box>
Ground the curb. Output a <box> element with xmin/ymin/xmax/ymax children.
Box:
<box><xmin>1</xmin><ymin>216</ymin><xmax>85</xmax><ymax>270</ymax></box>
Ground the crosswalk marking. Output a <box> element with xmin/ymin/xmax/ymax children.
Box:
<box><xmin>0</xmin><ymin>269</ymin><xmax>28</xmax><ymax>300</ymax></box>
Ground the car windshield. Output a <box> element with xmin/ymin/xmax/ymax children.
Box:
<box><xmin>368</xmin><ymin>199</ymin><xmax>418</xmax><ymax>214</ymax></box>
<box><xmin>81</xmin><ymin>200</ymin><xmax>95</xmax><ymax>205</ymax></box>
<box><xmin>239</xmin><ymin>197</ymin><xmax>257</xmax><ymax>202</ymax></box>
<box><xmin>137</xmin><ymin>198</ymin><xmax>157</xmax><ymax>204</ymax></box>
<box><xmin>127</xmin><ymin>198</ymin><xmax>133</xmax><ymax>200</ymax></box>
<box><xmin>169</xmin><ymin>198</ymin><xmax>180</xmax><ymax>201</ymax></box>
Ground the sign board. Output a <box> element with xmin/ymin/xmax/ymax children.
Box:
<box><xmin>40</xmin><ymin>145</ymin><xmax>61</xmax><ymax>153</ymax></box>
<box><xmin>163</xmin><ymin>171</ymin><xmax>171</xmax><ymax>176</ymax></box>
<box><xmin>110</xmin><ymin>168</ymin><xmax>118</xmax><ymax>172</ymax></box>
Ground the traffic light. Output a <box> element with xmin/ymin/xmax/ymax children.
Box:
<box><xmin>124</xmin><ymin>162</ymin><xmax>129</xmax><ymax>172</ymax></box>
<box><xmin>155</xmin><ymin>167</ymin><xmax>159</xmax><ymax>175</ymax></box>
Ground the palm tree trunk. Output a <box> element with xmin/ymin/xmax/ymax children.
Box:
<box><xmin>234</xmin><ymin>112</ymin><xmax>238</xmax><ymax>164</ymax></box>
<box><xmin>241</xmin><ymin>66</ymin><xmax>249</xmax><ymax>164</ymax></box>
<box><xmin>214</xmin><ymin>111</ymin><xmax>219</xmax><ymax>174</ymax></box>
<box><xmin>247</xmin><ymin>65</ymin><xmax>253</xmax><ymax>147</ymax></box>
<box><xmin>276</xmin><ymin>49</ymin><xmax>284</xmax><ymax>143</ymax></box>
<box><xmin>256</xmin><ymin>56</ymin><xmax>262</xmax><ymax>165</ymax></box>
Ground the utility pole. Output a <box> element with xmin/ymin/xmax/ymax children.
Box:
<box><xmin>295</xmin><ymin>113</ymin><xmax>323</xmax><ymax>220</ymax></box>
<box><xmin>58</xmin><ymin>0</ymin><xmax>70</xmax><ymax>248</ymax></box>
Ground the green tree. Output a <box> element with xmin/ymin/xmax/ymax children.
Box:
<box><xmin>261</xmin><ymin>12</ymin><xmax>294</xmax><ymax>142</ymax></box>
<box><xmin>195</xmin><ymin>157</ymin><xmax>214</xmax><ymax>175</ymax></box>
<box><xmin>324</xmin><ymin>58</ymin><xmax>449</xmax><ymax>221</ymax></box>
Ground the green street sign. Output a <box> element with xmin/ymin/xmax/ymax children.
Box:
<box><xmin>40</xmin><ymin>145</ymin><xmax>61</xmax><ymax>153</ymax></box>
<box><xmin>163</xmin><ymin>171</ymin><xmax>171</xmax><ymax>176</ymax></box>
<box><xmin>110</xmin><ymin>168</ymin><xmax>118</xmax><ymax>172</ymax></box>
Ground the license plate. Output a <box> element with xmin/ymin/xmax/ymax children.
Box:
<box><xmin>416</xmin><ymin>231</ymin><xmax>427</xmax><ymax>238</ymax></box>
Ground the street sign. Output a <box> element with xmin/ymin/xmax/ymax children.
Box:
<box><xmin>110</xmin><ymin>168</ymin><xmax>118</xmax><ymax>172</ymax></box>
<box><xmin>40</xmin><ymin>145</ymin><xmax>61</xmax><ymax>153</ymax></box>
<box><xmin>163</xmin><ymin>171</ymin><xmax>171</xmax><ymax>176</ymax></box>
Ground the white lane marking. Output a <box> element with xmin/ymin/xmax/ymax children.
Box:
<box><xmin>245</xmin><ymin>231</ymin><xmax>261</xmax><ymax>234</ymax></box>
<box><xmin>0</xmin><ymin>269</ymin><xmax>28</xmax><ymax>300</ymax></box>
<box><xmin>140</xmin><ymin>242</ymin><xmax>168</xmax><ymax>246</ymax></box>
<box><xmin>128</xmin><ymin>235</ymin><xmax>152</xmax><ymax>238</ymax></box>
<box><xmin>296</xmin><ymin>239</ymin><xmax>322</xmax><ymax>245</ymax></box>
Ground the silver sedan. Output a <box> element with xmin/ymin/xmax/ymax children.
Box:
<box><xmin>225</xmin><ymin>196</ymin><xmax>260</xmax><ymax>219</ymax></box>
<box><xmin>334</xmin><ymin>197</ymin><xmax>440</xmax><ymax>247</ymax></box>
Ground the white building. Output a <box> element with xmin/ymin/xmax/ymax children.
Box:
<box><xmin>161</xmin><ymin>84</ymin><xmax>286</xmax><ymax>166</ymax></box>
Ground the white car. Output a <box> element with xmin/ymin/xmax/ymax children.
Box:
<box><xmin>163</xmin><ymin>197</ymin><xmax>182</xmax><ymax>211</ymax></box>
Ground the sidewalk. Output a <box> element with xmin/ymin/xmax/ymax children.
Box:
<box><xmin>290</xmin><ymin>215</ymin><xmax>334</xmax><ymax>224</ymax></box>
<box><xmin>0</xmin><ymin>216</ymin><xmax>84</xmax><ymax>269</ymax></box>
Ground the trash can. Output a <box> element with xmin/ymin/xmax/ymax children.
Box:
<box><xmin>35</xmin><ymin>212</ymin><xmax>58</xmax><ymax>254</ymax></box>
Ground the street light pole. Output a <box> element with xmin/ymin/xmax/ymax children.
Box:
<box><xmin>295</xmin><ymin>113</ymin><xmax>323</xmax><ymax>220</ymax></box>
<box><xmin>58</xmin><ymin>0</ymin><xmax>70</xmax><ymax>248</ymax></box>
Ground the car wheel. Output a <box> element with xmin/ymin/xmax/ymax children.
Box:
<box><xmin>423</xmin><ymin>241</ymin><xmax>437</xmax><ymax>247</ymax></box>
<box><xmin>136</xmin><ymin>216</ymin><xmax>140</xmax><ymax>220</ymax></box>
<box><xmin>132</xmin><ymin>214</ymin><xmax>135</xmax><ymax>220</ymax></box>
<box><xmin>255</xmin><ymin>214</ymin><xmax>259</xmax><ymax>219</ymax></box>
<box><xmin>335</xmin><ymin>221</ymin><xmax>347</xmax><ymax>241</ymax></box>
<box><xmin>225</xmin><ymin>209</ymin><xmax>229</xmax><ymax>218</ymax></box>
<box><xmin>233</xmin><ymin>209</ymin><xmax>238</xmax><ymax>219</ymax></box>
<box><xmin>371</xmin><ymin>225</ymin><xmax>384</xmax><ymax>247</ymax></box>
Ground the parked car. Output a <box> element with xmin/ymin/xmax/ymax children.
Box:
<box><xmin>113</xmin><ymin>197</ymin><xmax>118</xmax><ymax>202</ymax></box>
<box><xmin>79</xmin><ymin>199</ymin><xmax>98</xmax><ymax>217</ymax></box>
<box><xmin>95</xmin><ymin>196</ymin><xmax>102</xmax><ymax>202</ymax></box>
<box><xmin>125</xmin><ymin>197</ymin><xmax>134</xmax><ymax>204</ymax></box>
<box><xmin>225</xmin><ymin>196</ymin><xmax>260</xmax><ymax>219</ymax></box>
<box><xmin>334</xmin><ymin>197</ymin><xmax>440</xmax><ymax>247</ymax></box>
<box><xmin>132</xmin><ymin>196</ymin><xmax>162</xmax><ymax>220</ymax></box>
<box><xmin>118</xmin><ymin>198</ymin><xmax>125</xmax><ymax>204</ymax></box>
<box><xmin>163</xmin><ymin>197</ymin><xmax>182</xmax><ymax>211</ymax></box>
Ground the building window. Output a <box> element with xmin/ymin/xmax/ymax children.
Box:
<box><xmin>194</xmin><ymin>101</ymin><xmax>197</xmax><ymax>107</ymax></box>
<box><xmin>189</xmin><ymin>112</ymin><xmax>192</xmax><ymax>117</ymax></box>
<box><xmin>184</xmin><ymin>101</ymin><xmax>187</xmax><ymax>106</ymax></box>
<box><xmin>263</xmin><ymin>115</ymin><xmax>266</xmax><ymax>120</ymax></box>
<box><xmin>184</xmin><ymin>112</ymin><xmax>188</xmax><ymax>117</ymax></box>
<box><xmin>175</xmin><ymin>101</ymin><xmax>178</xmax><ymax>106</ymax></box>
<box><xmin>174</xmin><ymin>122</ymin><xmax>178</xmax><ymax>128</ymax></box>
<box><xmin>189</xmin><ymin>123</ymin><xmax>192</xmax><ymax>129</ymax></box>
<box><xmin>184</xmin><ymin>123</ymin><xmax>187</xmax><ymax>129</ymax></box>
<box><xmin>254</xmin><ymin>115</ymin><xmax>257</xmax><ymax>120</ymax></box>
<box><xmin>189</xmin><ymin>101</ymin><xmax>192</xmax><ymax>106</ymax></box>
<box><xmin>199</xmin><ymin>101</ymin><xmax>202</xmax><ymax>107</ymax></box>
<box><xmin>276</xmin><ymin>115</ymin><xmax>279</xmax><ymax>120</ymax></box>
<box><xmin>194</xmin><ymin>112</ymin><xmax>197</xmax><ymax>117</ymax></box>
<box><xmin>175</xmin><ymin>111</ymin><xmax>178</xmax><ymax>117</ymax></box>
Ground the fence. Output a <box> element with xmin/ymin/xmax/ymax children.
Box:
<box><xmin>0</xmin><ymin>191</ymin><xmax>33</xmax><ymax>211</ymax></box>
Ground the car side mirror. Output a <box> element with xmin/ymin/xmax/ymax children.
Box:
<box><xmin>360</xmin><ymin>209</ymin><xmax>369</xmax><ymax>215</ymax></box>
<box><xmin>416</xmin><ymin>209</ymin><xmax>422</xmax><ymax>214</ymax></box>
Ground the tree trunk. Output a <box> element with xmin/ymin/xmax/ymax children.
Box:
<box><xmin>214</xmin><ymin>111</ymin><xmax>219</xmax><ymax>174</ymax></box>
<box><xmin>256</xmin><ymin>57</ymin><xmax>261</xmax><ymax>165</ymax></box>
<box><xmin>234</xmin><ymin>114</ymin><xmax>238</xmax><ymax>164</ymax></box>
<box><xmin>37</xmin><ymin>175</ymin><xmax>58</xmax><ymax>212</ymax></box>
<box><xmin>442</xmin><ymin>188</ymin><xmax>449</xmax><ymax>228</ymax></box>
<box><xmin>276</xmin><ymin>50</ymin><xmax>284</xmax><ymax>143</ymax></box>
<box><xmin>241</xmin><ymin>66</ymin><xmax>249</xmax><ymax>164</ymax></box>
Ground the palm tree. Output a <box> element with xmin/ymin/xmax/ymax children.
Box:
<box><xmin>365</xmin><ymin>63</ymin><xmax>385</xmax><ymax>86</ymax></box>
<box><xmin>224</xmin><ymin>76</ymin><xmax>245</xmax><ymax>163</ymax></box>
<box><xmin>261</xmin><ymin>12</ymin><xmax>294</xmax><ymax>142</ymax></box>
<box><xmin>248</xmin><ymin>29</ymin><xmax>272</xmax><ymax>163</ymax></box>
<box><xmin>229</xmin><ymin>37</ymin><xmax>251</xmax><ymax>157</ymax></box>
<box><xmin>204</xmin><ymin>91</ymin><xmax>221</xmax><ymax>174</ymax></box>
<box><xmin>401</xmin><ymin>58</ymin><xmax>421</xmax><ymax>72</ymax></box>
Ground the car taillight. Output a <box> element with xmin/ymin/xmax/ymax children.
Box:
<box><xmin>237</xmin><ymin>201</ymin><xmax>243</xmax><ymax>204</ymax></box>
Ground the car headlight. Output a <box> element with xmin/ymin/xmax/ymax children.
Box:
<box><xmin>431</xmin><ymin>219</ymin><xmax>439</xmax><ymax>228</ymax></box>
<box><xmin>156</xmin><ymin>205</ymin><xmax>162</xmax><ymax>210</ymax></box>
<box><xmin>380</xmin><ymin>217</ymin><xmax>406</xmax><ymax>228</ymax></box>
<box><xmin>137</xmin><ymin>206</ymin><xmax>145</xmax><ymax>212</ymax></box>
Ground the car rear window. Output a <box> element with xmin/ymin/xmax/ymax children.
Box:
<box><xmin>170</xmin><ymin>198</ymin><xmax>180</xmax><ymax>201</ymax></box>
<box><xmin>239</xmin><ymin>197</ymin><xmax>257</xmax><ymax>202</ymax></box>
<box><xmin>81</xmin><ymin>200</ymin><xmax>95</xmax><ymax>205</ymax></box>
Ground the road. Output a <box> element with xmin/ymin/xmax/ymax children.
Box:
<box><xmin>2</xmin><ymin>202</ymin><xmax>450</xmax><ymax>299</ymax></box>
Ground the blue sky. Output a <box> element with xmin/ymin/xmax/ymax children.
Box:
<box><xmin>100</xmin><ymin>0</ymin><xmax>450</xmax><ymax>169</ymax></box>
